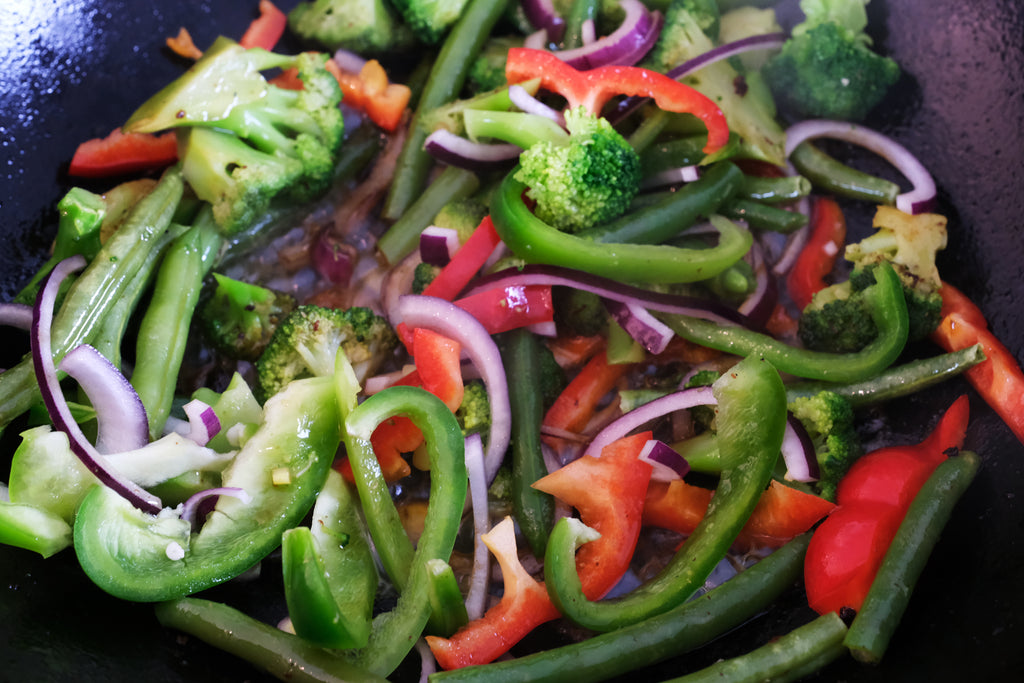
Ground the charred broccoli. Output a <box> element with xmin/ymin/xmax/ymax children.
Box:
<box><xmin>199</xmin><ymin>273</ymin><xmax>297</xmax><ymax>362</ymax></box>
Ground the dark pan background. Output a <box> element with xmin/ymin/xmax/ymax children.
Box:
<box><xmin>1</xmin><ymin>1</ymin><xmax>1022</xmax><ymax>681</ymax></box>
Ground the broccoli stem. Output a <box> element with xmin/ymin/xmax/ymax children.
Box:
<box><xmin>0</xmin><ymin>166</ymin><xmax>184</xmax><ymax>432</ymax></box>
<box><xmin>381</xmin><ymin>0</ymin><xmax>509</xmax><ymax>222</ymax></box>
<box><xmin>131</xmin><ymin>208</ymin><xmax>223</xmax><ymax>439</ymax></box>
<box><xmin>789</xmin><ymin>140</ymin><xmax>900</xmax><ymax>205</ymax></box>
<box><xmin>719</xmin><ymin>198</ymin><xmax>809</xmax><ymax>233</ymax></box>
<box><xmin>377</xmin><ymin>165</ymin><xmax>481</xmax><ymax>266</ymax></box>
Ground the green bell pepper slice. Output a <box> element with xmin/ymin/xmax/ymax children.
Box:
<box><xmin>73</xmin><ymin>375</ymin><xmax>340</xmax><ymax>602</ymax></box>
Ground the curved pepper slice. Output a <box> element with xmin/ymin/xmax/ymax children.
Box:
<box><xmin>504</xmin><ymin>47</ymin><xmax>729</xmax><ymax>154</ymax></box>
<box><xmin>787</xmin><ymin>197</ymin><xmax>847</xmax><ymax>310</ymax></box>
<box><xmin>73</xmin><ymin>375</ymin><xmax>341</xmax><ymax>602</ymax></box>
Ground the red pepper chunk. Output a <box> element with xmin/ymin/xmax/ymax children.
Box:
<box><xmin>238</xmin><ymin>0</ymin><xmax>287</xmax><ymax>51</ymax></box>
<box><xmin>423</xmin><ymin>216</ymin><xmax>502</xmax><ymax>301</ymax></box>
<box><xmin>453</xmin><ymin>284</ymin><xmax>554</xmax><ymax>335</ymax></box>
<box><xmin>533</xmin><ymin>431</ymin><xmax>654</xmax><ymax>600</ymax></box>
<box><xmin>543</xmin><ymin>349</ymin><xmax>631</xmax><ymax>439</ymax></box>
<box><xmin>804</xmin><ymin>395</ymin><xmax>969</xmax><ymax>615</ymax></box>
<box><xmin>787</xmin><ymin>197</ymin><xmax>847</xmax><ymax>310</ymax></box>
<box><xmin>504</xmin><ymin>47</ymin><xmax>729</xmax><ymax>154</ymax></box>
<box><xmin>68</xmin><ymin>128</ymin><xmax>178</xmax><ymax>178</ymax></box>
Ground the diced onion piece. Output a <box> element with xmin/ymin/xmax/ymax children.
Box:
<box><xmin>332</xmin><ymin>49</ymin><xmax>366</xmax><ymax>74</ymax></box>
<box><xmin>556</xmin><ymin>0</ymin><xmax>663</xmax><ymax>70</ymax></box>
<box><xmin>784</xmin><ymin>119</ymin><xmax>937</xmax><ymax>214</ymax></box>
<box><xmin>604</xmin><ymin>299</ymin><xmax>674</xmax><ymax>355</ymax></box>
<box><xmin>180</xmin><ymin>486</ymin><xmax>252</xmax><ymax>529</ymax></box>
<box><xmin>182</xmin><ymin>398</ymin><xmax>222</xmax><ymax>447</ymax></box>
<box><xmin>781</xmin><ymin>415</ymin><xmax>820</xmax><ymax>482</ymax></box>
<box><xmin>424</xmin><ymin>129</ymin><xmax>522</xmax><ymax>171</ymax></box>
<box><xmin>640</xmin><ymin>165</ymin><xmax>701</xmax><ymax>190</ymax></box>
<box><xmin>639</xmin><ymin>439</ymin><xmax>691</xmax><ymax>481</ymax></box>
<box><xmin>588</xmin><ymin>386</ymin><xmax>716</xmax><ymax>458</ymax></box>
<box><xmin>272</xmin><ymin>467</ymin><xmax>291</xmax><ymax>486</ymax></box>
<box><xmin>420</xmin><ymin>226</ymin><xmax>461</xmax><ymax>267</ymax></box>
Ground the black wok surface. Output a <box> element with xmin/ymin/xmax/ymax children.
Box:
<box><xmin>1</xmin><ymin>1</ymin><xmax>1022</xmax><ymax>681</ymax></box>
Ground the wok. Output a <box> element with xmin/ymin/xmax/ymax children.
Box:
<box><xmin>1</xmin><ymin>1</ymin><xmax>1022</xmax><ymax>680</ymax></box>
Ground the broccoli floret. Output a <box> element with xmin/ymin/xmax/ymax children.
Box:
<box><xmin>457</xmin><ymin>380</ymin><xmax>490</xmax><ymax>439</ymax></box>
<box><xmin>467</xmin><ymin>35</ymin><xmax>523</xmax><ymax>93</ymax></box>
<box><xmin>389</xmin><ymin>0</ymin><xmax>471</xmax><ymax>45</ymax></box>
<box><xmin>199</xmin><ymin>273</ymin><xmax>297</xmax><ymax>362</ymax></box>
<box><xmin>788</xmin><ymin>390</ymin><xmax>862</xmax><ymax>501</ymax></box>
<box><xmin>646</xmin><ymin>0</ymin><xmax>721</xmax><ymax>72</ymax></box>
<box><xmin>799</xmin><ymin>207</ymin><xmax>947</xmax><ymax>353</ymax></box>
<box><xmin>411</xmin><ymin>262</ymin><xmax>440</xmax><ymax>294</ymax></box>
<box><xmin>553</xmin><ymin>287</ymin><xmax>607</xmax><ymax>337</ymax></box>
<box><xmin>515</xmin><ymin>106</ymin><xmax>641</xmax><ymax>234</ymax></box>
<box><xmin>287</xmin><ymin>0</ymin><xmax>418</xmax><ymax>54</ymax></box>
<box><xmin>763</xmin><ymin>0</ymin><xmax>900</xmax><ymax>121</ymax></box>
<box><xmin>432</xmin><ymin>197</ymin><xmax>490</xmax><ymax>243</ymax></box>
<box><xmin>718</xmin><ymin>6</ymin><xmax>782</xmax><ymax>70</ymax></box>
<box><xmin>255</xmin><ymin>305</ymin><xmax>398</xmax><ymax>400</ymax></box>
<box><xmin>124</xmin><ymin>38</ymin><xmax>344</xmax><ymax>235</ymax></box>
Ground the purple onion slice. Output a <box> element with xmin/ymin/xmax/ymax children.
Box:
<box><xmin>781</xmin><ymin>415</ymin><xmax>820</xmax><ymax>482</ymax></box>
<box><xmin>587</xmin><ymin>386</ymin><xmax>716</xmax><ymax>458</ymax></box>
<box><xmin>556</xmin><ymin>0</ymin><xmax>662</xmax><ymax>70</ymax></box>
<box><xmin>604</xmin><ymin>299</ymin><xmax>675</xmax><ymax>355</ymax></box>
<box><xmin>0</xmin><ymin>302</ymin><xmax>33</xmax><ymax>331</ymax></box>
<box><xmin>424</xmin><ymin>129</ymin><xmax>522</xmax><ymax>171</ymax></box>
<box><xmin>420</xmin><ymin>226</ymin><xmax>461</xmax><ymax>267</ymax></box>
<box><xmin>182</xmin><ymin>399</ymin><xmax>222</xmax><ymax>447</ymax></box>
<box><xmin>639</xmin><ymin>438</ymin><xmax>691</xmax><ymax>481</ymax></box>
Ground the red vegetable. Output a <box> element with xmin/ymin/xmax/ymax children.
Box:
<box><xmin>68</xmin><ymin>128</ymin><xmax>178</xmax><ymax>178</ymax></box>
<box><xmin>504</xmin><ymin>47</ymin><xmax>729</xmax><ymax>154</ymax></box>
<box><xmin>453</xmin><ymin>284</ymin><xmax>554</xmax><ymax>335</ymax></box>
<box><xmin>328</xmin><ymin>59</ymin><xmax>411</xmax><ymax>132</ymax></box>
<box><xmin>930</xmin><ymin>282</ymin><xmax>1024</xmax><ymax>445</ymax></box>
<box><xmin>787</xmin><ymin>197</ymin><xmax>847</xmax><ymax>310</ymax></box>
<box><xmin>422</xmin><ymin>216</ymin><xmax>502</xmax><ymax>301</ymax></box>
<box><xmin>238</xmin><ymin>0</ymin><xmax>287</xmax><ymax>51</ymax></box>
<box><xmin>542</xmin><ymin>348</ymin><xmax>631</xmax><ymax>443</ymax></box>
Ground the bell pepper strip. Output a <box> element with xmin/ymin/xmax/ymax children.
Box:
<box><xmin>166</xmin><ymin>27</ymin><xmax>203</xmax><ymax>60</ymax></box>
<box><xmin>73</xmin><ymin>375</ymin><xmax>341</xmax><ymax>602</ymax></box>
<box><xmin>844</xmin><ymin>450</ymin><xmax>980</xmax><ymax>664</ymax></box>
<box><xmin>804</xmin><ymin>395</ymin><xmax>969</xmax><ymax>616</ymax></box>
<box><xmin>238</xmin><ymin>0</ymin><xmax>287</xmax><ymax>51</ymax></box>
<box><xmin>426</xmin><ymin>558</ymin><xmax>470</xmax><ymax>638</ymax></box>
<box><xmin>533</xmin><ymin>431</ymin><xmax>654</xmax><ymax>600</ymax></box>
<box><xmin>342</xmin><ymin>384</ymin><xmax>467</xmax><ymax>675</ymax></box>
<box><xmin>426</xmin><ymin>516</ymin><xmax>563</xmax><ymax>670</ymax></box>
<box><xmin>643</xmin><ymin>479</ymin><xmax>836</xmax><ymax>552</ymax></box>
<box><xmin>0</xmin><ymin>499</ymin><xmax>72</xmax><ymax>558</ymax></box>
<box><xmin>542</xmin><ymin>349</ymin><xmax>630</xmax><ymax>442</ymax></box>
<box><xmin>281</xmin><ymin>469</ymin><xmax>377</xmax><ymax>650</ymax></box>
<box><xmin>787</xmin><ymin>197</ymin><xmax>847</xmax><ymax>310</ymax></box>
<box><xmin>662</xmin><ymin>261</ymin><xmax>910</xmax><ymax>383</ymax></box>
<box><xmin>454</xmin><ymin>284</ymin><xmax>555</xmax><ymax>336</ymax></box>
<box><xmin>504</xmin><ymin>47</ymin><xmax>728</xmax><ymax>154</ymax></box>
<box><xmin>930</xmin><ymin>282</ymin><xmax>1024</xmax><ymax>445</ymax></box>
<box><xmin>490</xmin><ymin>169</ymin><xmax>753</xmax><ymax>285</ymax></box>
<box><xmin>68</xmin><ymin>128</ymin><xmax>178</xmax><ymax>178</ymax></box>
<box><xmin>544</xmin><ymin>354</ymin><xmax>787</xmax><ymax>632</ymax></box>
<box><xmin>423</xmin><ymin>216</ymin><xmax>502</xmax><ymax>301</ymax></box>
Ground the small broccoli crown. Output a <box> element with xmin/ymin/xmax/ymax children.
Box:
<box><xmin>255</xmin><ymin>304</ymin><xmax>398</xmax><ymax>400</ymax></box>
<box><xmin>432</xmin><ymin>197</ymin><xmax>489</xmax><ymax>243</ymax></box>
<box><xmin>457</xmin><ymin>380</ymin><xmax>491</xmax><ymax>438</ymax></box>
<box><xmin>788</xmin><ymin>390</ymin><xmax>862</xmax><ymax>501</ymax></box>
<box><xmin>797</xmin><ymin>279</ymin><xmax>878</xmax><ymax>353</ymax></box>
<box><xmin>467</xmin><ymin>35</ymin><xmax>522</xmax><ymax>93</ymax></box>
<box><xmin>763</xmin><ymin>20</ymin><xmax>900</xmax><ymax>121</ymax></box>
<box><xmin>515</xmin><ymin>106</ymin><xmax>641</xmax><ymax>234</ymax></box>
<box><xmin>411</xmin><ymin>262</ymin><xmax>440</xmax><ymax>294</ymax></box>
<box><xmin>200</xmin><ymin>273</ymin><xmax>297</xmax><ymax>362</ymax></box>
<box><xmin>645</xmin><ymin>0</ymin><xmax>721</xmax><ymax>73</ymax></box>
<box><xmin>287</xmin><ymin>0</ymin><xmax>418</xmax><ymax>54</ymax></box>
<box><xmin>389</xmin><ymin>0</ymin><xmax>471</xmax><ymax>44</ymax></box>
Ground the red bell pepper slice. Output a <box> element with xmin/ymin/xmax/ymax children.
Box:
<box><xmin>643</xmin><ymin>478</ymin><xmax>835</xmax><ymax>552</ymax></box>
<box><xmin>787</xmin><ymin>197</ymin><xmax>847</xmax><ymax>310</ymax></box>
<box><xmin>426</xmin><ymin>516</ymin><xmax>561</xmax><ymax>670</ymax></box>
<box><xmin>453</xmin><ymin>284</ymin><xmax>554</xmax><ymax>335</ymax></box>
<box><xmin>504</xmin><ymin>47</ymin><xmax>729</xmax><ymax>154</ymax></box>
<box><xmin>533</xmin><ymin>431</ymin><xmax>654</xmax><ymax>599</ymax></box>
<box><xmin>238</xmin><ymin>0</ymin><xmax>287</xmax><ymax>51</ymax></box>
<box><xmin>422</xmin><ymin>216</ymin><xmax>502</xmax><ymax>301</ymax></box>
<box><xmin>804</xmin><ymin>395</ymin><xmax>969</xmax><ymax>615</ymax></box>
<box><xmin>68</xmin><ymin>128</ymin><xmax>178</xmax><ymax>178</ymax></box>
<box><xmin>930</xmin><ymin>282</ymin><xmax>1024</xmax><ymax>445</ymax></box>
<box><xmin>327</xmin><ymin>59</ymin><xmax>412</xmax><ymax>132</ymax></box>
<box><xmin>542</xmin><ymin>348</ymin><xmax>631</xmax><ymax>441</ymax></box>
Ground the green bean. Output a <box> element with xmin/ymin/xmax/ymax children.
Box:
<box><xmin>720</xmin><ymin>198</ymin><xmax>809</xmax><ymax>233</ymax></box>
<box><xmin>499</xmin><ymin>328</ymin><xmax>555</xmax><ymax>557</ymax></box>
<box><xmin>844</xmin><ymin>451</ymin><xmax>980</xmax><ymax>663</ymax></box>
<box><xmin>381</xmin><ymin>0</ymin><xmax>508</xmax><ymax>222</ymax></box>
<box><xmin>131</xmin><ymin>208</ymin><xmax>222</xmax><ymax>439</ymax></box>
<box><xmin>660</xmin><ymin>612</ymin><xmax>848</xmax><ymax>683</ymax></box>
<box><xmin>737</xmin><ymin>174</ymin><xmax>812</xmax><ymax>204</ymax></box>
<box><xmin>638</xmin><ymin>134</ymin><xmax>707</xmax><ymax>174</ymax></box>
<box><xmin>377</xmin><ymin>165</ymin><xmax>481</xmax><ymax>266</ymax></box>
<box><xmin>563</xmin><ymin>0</ymin><xmax>601</xmax><ymax>49</ymax></box>
<box><xmin>790</xmin><ymin>140</ymin><xmax>900</xmax><ymax>205</ymax></box>
<box><xmin>429</xmin><ymin>534</ymin><xmax>810</xmax><ymax>683</ymax></box>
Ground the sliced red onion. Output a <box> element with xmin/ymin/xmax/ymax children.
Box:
<box><xmin>737</xmin><ymin>240</ymin><xmax>778</xmax><ymax>329</ymax></box>
<box><xmin>396</xmin><ymin>295</ymin><xmax>511</xmax><ymax>484</ymax></box>
<box><xmin>463</xmin><ymin>433</ymin><xmax>490</xmax><ymax>621</ymax></box>
<box><xmin>581</xmin><ymin>18</ymin><xmax>596</xmax><ymax>45</ymax></box>
<box><xmin>556</xmin><ymin>0</ymin><xmax>662</xmax><ymax>70</ymax></box>
<box><xmin>521</xmin><ymin>0</ymin><xmax>565</xmax><ymax>43</ymax></box>
<box><xmin>508</xmin><ymin>84</ymin><xmax>566</xmax><ymax>127</ymax></box>
<box><xmin>424</xmin><ymin>129</ymin><xmax>522</xmax><ymax>171</ymax></box>
<box><xmin>784</xmin><ymin>120</ymin><xmax>937</xmax><ymax>214</ymax></box>
<box><xmin>782</xmin><ymin>415</ymin><xmax>820</xmax><ymax>482</ymax></box>
<box><xmin>0</xmin><ymin>302</ymin><xmax>33</xmax><ymax>330</ymax></box>
<box><xmin>638</xmin><ymin>438</ymin><xmax>691</xmax><ymax>481</ymax></box>
<box><xmin>312</xmin><ymin>230</ymin><xmax>356</xmax><ymax>285</ymax></box>
<box><xmin>419</xmin><ymin>226</ymin><xmax>461</xmax><ymax>267</ymax></box>
<box><xmin>182</xmin><ymin>398</ymin><xmax>222</xmax><ymax>447</ymax></box>
<box><xmin>415</xmin><ymin>638</ymin><xmax>437</xmax><ymax>683</ymax></box>
<box><xmin>332</xmin><ymin>49</ymin><xmax>366</xmax><ymax>74</ymax></box>
<box><xmin>31</xmin><ymin>256</ymin><xmax>162</xmax><ymax>514</ymax></box>
<box><xmin>180</xmin><ymin>486</ymin><xmax>252</xmax><ymax>529</ymax></box>
<box><xmin>524</xmin><ymin>28</ymin><xmax>549</xmax><ymax>50</ymax></box>
<box><xmin>464</xmin><ymin>264</ymin><xmax>752</xmax><ymax>328</ymax></box>
<box><xmin>58</xmin><ymin>343</ymin><xmax>149</xmax><ymax>455</ymax></box>
<box><xmin>667</xmin><ymin>32</ymin><xmax>787</xmax><ymax>80</ymax></box>
<box><xmin>640</xmin><ymin>165</ymin><xmax>701</xmax><ymax>190</ymax></box>
<box><xmin>587</xmin><ymin>386</ymin><xmax>716</xmax><ymax>458</ymax></box>
<box><xmin>769</xmin><ymin>166</ymin><xmax>813</xmax><ymax>276</ymax></box>
<box><xmin>604</xmin><ymin>299</ymin><xmax>674</xmax><ymax>355</ymax></box>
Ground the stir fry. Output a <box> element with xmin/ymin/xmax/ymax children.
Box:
<box><xmin>2</xmin><ymin>0</ymin><xmax>1021</xmax><ymax>681</ymax></box>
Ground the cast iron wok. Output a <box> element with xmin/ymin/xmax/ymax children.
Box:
<box><xmin>1</xmin><ymin>1</ymin><xmax>1022</xmax><ymax>680</ymax></box>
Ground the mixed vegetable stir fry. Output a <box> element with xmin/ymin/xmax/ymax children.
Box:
<box><xmin>2</xmin><ymin>0</ymin><xmax>1021</xmax><ymax>680</ymax></box>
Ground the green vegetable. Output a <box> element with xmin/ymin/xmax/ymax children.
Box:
<box><xmin>287</xmin><ymin>0</ymin><xmax>417</xmax><ymax>54</ymax></box>
<box><xmin>544</xmin><ymin>354</ymin><xmax>787</xmax><ymax>631</ymax></box>
<box><xmin>845</xmin><ymin>451</ymin><xmax>980</xmax><ymax>663</ymax></box>
<box><xmin>0</xmin><ymin>496</ymin><xmax>72</xmax><ymax>559</ymax></box>
<box><xmin>644</xmin><ymin>0</ymin><xmax>721</xmax><ymax>71</ymax></box>
<box><xmin>390</xmin><ymin>0</ymin><xmax>472</xmax><ymax>44</ymax></box>
<box><xmin>457</xmin><ymin>380</ymin><xmax>491</xmax><ymax>439</ymax></box>
<box><xmin>199</xmin><ymin>273</ymin><xmax>297</xmax><ymax>362</ymax></box>
<box><xmin>73</xmin><ymin>375</ymin><xmax>341</xmax><ymax>602</ymax></box>
<box><xmin>431</xmin><ymin>196</ymin><xmax>490</xmax><ymax>243</ymax></box>
<box><xmin>718</xmin><ymin>197</ymin><xmax>809</xmax><ymax>233</ymax></box>
<box><xmin>788</xmin><ymin>390</ymin><xmax>862</xmax><ymax>501</ymax></box>
<box><xmin>255</xmin><ymin>304</ymin><xmax>398</xmax><ymax>401</ymax></box>
<box><xmin>763</xmin><ymin>0</ymin><xmax>900</xmax><ymax>121</ymax></box>
<box><xmin>425</xmin><ymin>558</ymin><xmax>470</xmax><ymax>637</ymax></box>
<box><xmin>467</xmin><ymin>35</ymin><xmax>522</xmax><ymax>92</ymax></box>
<box><xmin>789</xmin><ymin>140</ymin><xmax>900</xmax><ymax>205</ymax></box>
